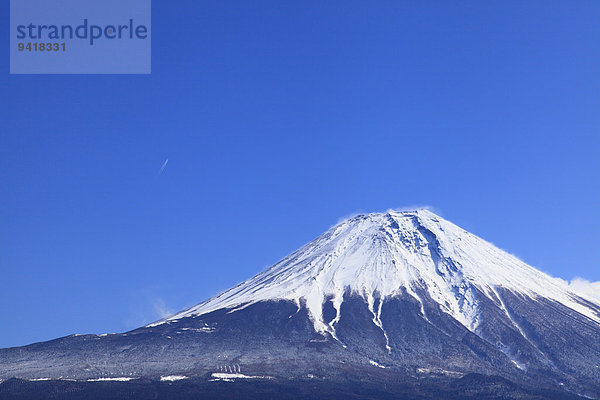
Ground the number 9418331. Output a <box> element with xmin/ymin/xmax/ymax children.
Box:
<box><xmin>18</xmin><ymin>42</ymin><xmax>66</xmax><ymax>52</ymax></box>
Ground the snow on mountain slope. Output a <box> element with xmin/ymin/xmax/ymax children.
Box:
<box><xmin>154</xmin><ymin>209</ymin><xmax>600</xmax><ymax>338</ymax></box>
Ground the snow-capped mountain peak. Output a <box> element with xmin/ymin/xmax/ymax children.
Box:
<box><xmin>5</xmin><ymin>209</ymin><xmax>600</xmax><ymax>398</ymax></box>
<box><xmin>158</xmin><ymin>209</ymin><xmax>599</xmax><ymax>337</ymax></box>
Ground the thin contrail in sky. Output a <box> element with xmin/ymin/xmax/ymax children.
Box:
<box><xmin>158</xmin><ymin>159</ymin><xmax>169</xmax><ymax>175</ymax></box>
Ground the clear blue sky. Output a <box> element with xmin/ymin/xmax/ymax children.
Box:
<box><xmin>1</xmin><ymin>1</ymin><xmax>599</xmax><ymax>348</ymax></box>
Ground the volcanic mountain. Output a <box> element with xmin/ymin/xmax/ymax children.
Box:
<box><xmin>2</xmin><ymin>210</ymin><xmax>599</xmax><ymax>399</ymax></box>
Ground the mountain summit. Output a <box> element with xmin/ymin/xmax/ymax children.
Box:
<box><xmin>161</xmin><ymin>209</ymin><xmax>598</xmax><ymax>337</ymax></box>
<box><xmin>2</xmin><ymin>210</ymin><xmax>600</xmax><ymax>399</ymax></box>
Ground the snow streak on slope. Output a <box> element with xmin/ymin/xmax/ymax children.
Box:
<box><xmin>154</xmin><ymin>210</ymin><xmax>600</xmax><ymax>335</ymax></box>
